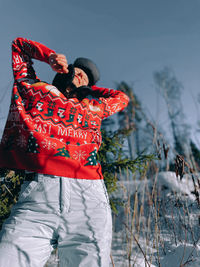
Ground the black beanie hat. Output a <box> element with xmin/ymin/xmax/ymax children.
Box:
<box><xmin>74</xmin><ymin>57</ymin><xmax>100</xmax><ymax>86</ymax></box>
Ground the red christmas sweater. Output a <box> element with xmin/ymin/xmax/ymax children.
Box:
<box><xmin>0</xmin><ymin>37</ymin><xmax>129</xmax><ymax>179</ymax></box>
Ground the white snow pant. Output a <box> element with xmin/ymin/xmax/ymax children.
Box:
<box><xmin>0</xmin><ymin>174</ymin><xmax>112</xmax><ymax>267</ymax></box>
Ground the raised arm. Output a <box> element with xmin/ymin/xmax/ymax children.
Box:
<box><xmin>91</xmin><ymin>85</ymin><xmax>130</xmax><ymax>119</ymax></box>
<box><xmin>12</xmin><ymin>37</ymin><xmax>56</xmax><ymax>83</ymax></box>
<box><xmin>12</xmin><ymin>37</ymin><xmax>69</xmax><ymax>86</ymax></box>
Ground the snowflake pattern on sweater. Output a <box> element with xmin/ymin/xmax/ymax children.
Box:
<box><xmin>0</xmin><ymin>37</ymin><xmax>129</xmax><ymax>179</ymax></box>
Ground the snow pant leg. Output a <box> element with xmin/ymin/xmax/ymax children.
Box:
<box><xmin>58</xmin><ymin>179</ymin><xmax>112</xmax><ymax>267</ymax></box>
<box><xmin>0</xmin><ymin>175</ymin><xmax>60</xmax><ymax>267</ymax></box>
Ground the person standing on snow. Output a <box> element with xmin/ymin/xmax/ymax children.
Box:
<box><xmin>0</xmin><ymin>37</ymin><xmax>129</xmax><ymax>267</ymax></box>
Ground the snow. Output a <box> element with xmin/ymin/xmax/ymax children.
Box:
<box><xmin>159</xmin><ymin>244</ymin><xmax>200</xmax><ymax>267</ymax></box>
<box><xmin>45</xmin><ymin>172</ymin><xmax>200</xmax><ymax>267</ymax></box>
<box><xmin>157</xmin><ymin>172</ymin><xmax>196</xmax><ymax>201</ymax></box>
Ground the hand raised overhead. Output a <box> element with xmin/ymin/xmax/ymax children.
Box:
<box><xmin>49</xmin><ymin>53</ymin><xmax>69</xmax><ymax>74</ymax></box>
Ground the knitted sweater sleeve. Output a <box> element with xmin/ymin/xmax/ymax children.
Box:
<box><xmin>91</xmin><ymin>85</ymin><xmax>130</xmax><ymax>119</ymax></box>
<box><xmin>12</xmin><ymin>37</ymin><xmax>55</xmax><ymax>83</ymax></box>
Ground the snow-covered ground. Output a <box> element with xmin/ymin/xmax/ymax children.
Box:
<box><xmin>45</xmin><ymin>172</ymin><xmax>200</xmax><ymax>267</ymax></box>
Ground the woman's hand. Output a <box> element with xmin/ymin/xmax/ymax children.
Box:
<box><xmin>49</xmin><ymin>53</ymin><xmax>69</xmax><ymax>74</ymax></box>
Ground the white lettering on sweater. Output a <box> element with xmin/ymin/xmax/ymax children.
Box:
<box><xmin>91</xmin><ymin>131</ymin><xmax>101</xmax><ymax>143</ymax></box>
<box><xmin>34</xmin><ymin>123</ymin><xmax>51</xmax><ymax>135</ymax></box>
<box><xmin>57</xmin><ymin>126</ymin><xmax>88</xmax><ymax>140</ymax></box>
<box><xmin>13</xmin><ymin>55</ymin><xmax>22</xmax><ymax>65</ymax></box>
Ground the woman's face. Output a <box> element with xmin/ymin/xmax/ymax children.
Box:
<box><xmin>72</xmin><ymin>67</ymin><xmax>89</xmax><ymax>87</ymax></box>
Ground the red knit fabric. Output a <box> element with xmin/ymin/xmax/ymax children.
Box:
<box><xmin>0</xmin><ymin>38</ymin><xmax>129</xmax><ymax>179</ymax></box>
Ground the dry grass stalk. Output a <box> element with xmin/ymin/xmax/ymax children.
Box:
<box><xmin>175</xmin><ymin>155</ymin><xmax>200</xmax><ymax>206</ymax></box>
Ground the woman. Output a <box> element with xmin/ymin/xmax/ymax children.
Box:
<box><xmin>0</xmin><ymin>37</ymin><xmax>129</xmax><ymax>267</ymax></box>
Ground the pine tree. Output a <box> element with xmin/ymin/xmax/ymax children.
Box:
<box><xmin>154</xmin><ymin>67</ymin><xmax>190</xmax><ymax>158</ymax></box>
<box><xmin>54</xmin><ymin>147</ymin><xmax>70</xmax><ymax>158</ymax></box>
<box><xmin>98</xmin><ymin>129</ymin><xmax>155</xmax><ymax>213</ymax></box>
<box><xmin>84</xmin><ymin>148</ymin><xmax>97</xmax><ymax>166</ymax></box>
<box><xmin>26</xmin><ymin>133</ymin><xmax>39</xmax><ymax>153</ymax></box>
<box><xmin>117</xmin><ymin>82</ymin><xmax>135</xmax><ymax>159</ymax></box>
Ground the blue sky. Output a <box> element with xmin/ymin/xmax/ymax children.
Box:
<box><xmin>0</xmin><ymin>0</ymin><xmax>200</xmax><ymax>141</ymax></box>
